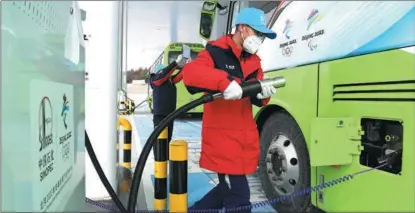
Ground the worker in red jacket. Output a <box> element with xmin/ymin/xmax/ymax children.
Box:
<box><xmin>182</xmin><ymin>7</ymin><xmax>278</xmax><ymax>212</ymax></box>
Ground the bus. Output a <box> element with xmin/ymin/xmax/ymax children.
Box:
<box><xmin>147</xmin><ymin>42</ymin><xmax>205</xmax><ymax>114</ymax></box>
<box><xmin>199</xmin><ymin>1</ymin><xmax>415</xmax><ymax>212</ymax></box>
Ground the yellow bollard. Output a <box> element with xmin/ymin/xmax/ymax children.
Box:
<box><xmin>118</xmin><ymin>118</ymin><xmax>132</xmax><ymax>168</ymax></box>
<box><xmin>154</xmin><ymin>127</ymin><xmax>168</xmax><ymax>210</ymax></box>
<box><xmin>169</xmin><ymin>140</ymin><xmax>188</xmax><ymax>213</ymax></box>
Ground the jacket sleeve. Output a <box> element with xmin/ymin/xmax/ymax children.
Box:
<box><xmin>171</xmin><ymin>68</ymin><xmax>183</xmax><ymax>84</ymax></box>
<box><xmin>250</xmin><ymin>68</ymin><xmax>271</xmax><ymax>107</ymax></box>
<box><xmin>151</xmin><ymin>61</ymin><xmax>178</xmax><ymax>86</ymax></box>
<box><xmin>182</xmin><ymin>50</ymin><xmax>233</xmax><ymax>94</ymax></box>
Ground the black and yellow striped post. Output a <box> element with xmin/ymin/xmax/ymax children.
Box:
<box><xmin>154</xmin><ymin>127</ymin><xmax>169</xmax><ymax>210</ymax></box>
<box><xmin>117</xmin><ymin>118</ymin><xmax>132</xmax><ymax>169</ymax></box>
<box><xmin>169</xmin><ymin>140</ymin><xmax>188</xmax><ymax>213</ymax></box>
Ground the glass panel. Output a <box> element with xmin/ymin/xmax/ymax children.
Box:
<box><xmin>167</xmin><ymin>51</ymin><xmax>199</xmax><ymax>64</ymax></box>
<box><xmin>233</xmin><ymin>1</ymin><xmax>278</xmax><ymax>29</ymax></box>
<box><xmin>248</xmin><ymin>1</ymin><xmax>278</xmax><ymax>13</ymax></box>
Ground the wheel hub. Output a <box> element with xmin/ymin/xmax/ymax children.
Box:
<box><xmin>266</xmin><ymin>134</ymin><xmax>300</xmax><ymax>195</ymax></box>
<box><xmin>271</xmin><ymin>150</ymin><xmax>284</xmax><ymax>176</ymax></box>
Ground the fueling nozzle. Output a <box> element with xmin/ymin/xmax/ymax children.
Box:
<box><xmin>213</xmin><ymin>77</ymin><xmax>287</xmax><ymax>100</ymax></box>
<box><xmin>259</xmin><ymin>77</ymin><xmax>287</xmax><ymax>88</ymax></box>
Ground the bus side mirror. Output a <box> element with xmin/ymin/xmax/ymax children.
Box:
<box><xmin>199</xmin><ymin>1</ymin><xmax>217</xmax><ymax>40</ymax></box>
<box><xmin>216</xmin><ymin>3</ymin><xmax>228</xmax><ymax>16</ymax></box>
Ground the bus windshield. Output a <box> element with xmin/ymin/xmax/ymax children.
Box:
<box><xmin>167</xmin><ymin>51</ymin><xmax>199</xmax><ymax>64</ymax></box>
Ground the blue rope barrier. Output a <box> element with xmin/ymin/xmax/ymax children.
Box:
<box><xmin>85</xmin><ymin>164</ymin><xmax>386</xmax><ymax>212</ymax></box>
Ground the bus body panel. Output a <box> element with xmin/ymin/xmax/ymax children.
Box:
<box><xmin>314</xmin><ymin>47</ymin><xmax>415</xmax><ymax>212</ymax></box>
<box><xmin>254</xmin><ymin>65</ymin><xmax>319</xmax><ymax>141</ymax></box>
<box><xmin>175</xmin><ymin>80</ymin><xmax>204</xmax><ymax>113</ymax></box>
<box><xmin>249</xmin><ymin>1</ymin><xmax>415</xmax><ymax>212</ymax></box>
<box><xmin>254</xmin><ymin>47</ymin><xmax>415</xmax><ymax>212</ymax></box>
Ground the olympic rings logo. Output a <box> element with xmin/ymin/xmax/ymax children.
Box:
<box><xmin>281</xmin><ymin>46</ymin><xmax>293</xmax><ymax>57</ymax></box>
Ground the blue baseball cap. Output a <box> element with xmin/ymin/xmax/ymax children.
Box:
<box><xmin>235</xmin><ymin>7</ymin><xmax>277</xmax><ymax>39</ymax></box>
<box><xmin>154</xmin><ymin>64</ymin><xmax>165</xmax><ymax>73</ymax></box>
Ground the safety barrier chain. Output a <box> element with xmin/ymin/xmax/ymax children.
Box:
<box><xmin>85</xmin><ymin>163</ymin><xmax>386</xmax><ymax>213</ymax></box>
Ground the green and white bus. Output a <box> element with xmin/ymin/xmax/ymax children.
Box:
<box><xmin>199</xmin><ymin>1</ymin><xmax>415</xmax><ymax>212</ymax></box>
<box><xmin>147</xmin><ymin>42</ymin><xmax>205</xmax><ymax>114</ymax></box>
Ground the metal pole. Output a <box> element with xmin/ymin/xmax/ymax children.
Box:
<box><xmin>85</xmin><ymin>1</ymin><xmax>121</xmax><ymax>199</ymax></box>
<box><xmin>123</xmin><ymin>1</ymin><xmax>128</xmax><ymax>91</ymax></box>
<box><xmin>118</xmin><ymin>0</ymin><xmax>125</xmax><ymax>90</ymax></box>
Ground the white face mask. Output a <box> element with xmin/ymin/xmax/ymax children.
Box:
<box><xmin>242</xmin><ymin>34</ymin><xmax>264</xmax><ymax>54</ymax></box>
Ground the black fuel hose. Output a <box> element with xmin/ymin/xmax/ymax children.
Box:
<box><xmin>127</xmin><ymin>93</ymin><xmax>221</xmax><ymax>213</ymax></box>
<box><xmin>85</xmin><ymin>77</ymin><xmax>286</xmax><ymax>213</ymax></box>
<box><xmin>127</xmin><ymin>77</ymin><xmax>286</xmax><ymax>213</ymax></box>
<box><xmin>85</xmin><ymin>131</ymin><xmax>128</xmax><ymax>213</ymax></box>
<box><xmin>85</xmin><ymin>94</ymin><xmax>220</xmax><ymax>213</ymax></box>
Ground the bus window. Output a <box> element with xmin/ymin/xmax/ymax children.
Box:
<box><xmin>248</xmin><ymin>1</ymin><xmax>279</xmax><ymax>14</ymax></box>
<box><xmin>258</xmin><ymin>1</ymin><xmax>415</xmax><ymax>71</ymax></box>
<box><xmin>231</xmin><ymin>1</ymin><xmax>279</xmax><ymax>33</ymax></box>
<box><xmin>248</xmin><ymin>1</ymin><xmax>279</xmax><ymax>24</ymax></box>
<box><xmin>149</xmin><ymin>52</ymin><xmax>164</xmax><ymax>74</ymax></box>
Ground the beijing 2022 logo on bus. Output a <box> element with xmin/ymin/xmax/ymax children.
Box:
<box><xmin>38</xmin><ymin>96</ymin><xmax>54</xmax><ymax>152</ymax></box>
<box><xmin>280</xmin><ymin>19</ymin><xmax>297</xmax><ymax>57</ymax></box>
<box><xmin>302</xmin><ymin>8</ymin><xmax>325</xmax><ymax>51</ymax></box>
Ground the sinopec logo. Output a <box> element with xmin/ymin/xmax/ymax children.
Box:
<box><xmin>38</xmin><ymin>97</ymin><xmax>54</xmax><ymax>152</ymax></box>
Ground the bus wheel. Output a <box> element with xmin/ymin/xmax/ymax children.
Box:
<box><xmin>259</xmin><ymin>111</ymin><xmax>318</xmax><ymax>213</ymax></box>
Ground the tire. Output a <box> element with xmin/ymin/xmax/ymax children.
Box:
<box><xmin>258</xmin><ymin>111</ymin><xmax>320</xmax><ymax>213</ymax></box>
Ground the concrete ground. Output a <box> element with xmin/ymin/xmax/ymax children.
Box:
<box><xmin>85</xmin><ymin>83</ymin><xmax>276</xmax><ymax>212</ymax></box>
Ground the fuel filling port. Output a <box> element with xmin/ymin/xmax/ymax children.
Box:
<box><xmin>360</xmin><ymin>118</ymin><xmax>403</xmax><ymax>175</ymax></box>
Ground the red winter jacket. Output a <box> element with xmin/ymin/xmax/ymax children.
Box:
<box><xmin>182</xmin><ymin>35</ymin><xmax>270</xmax><ymax>175</ymax></box>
